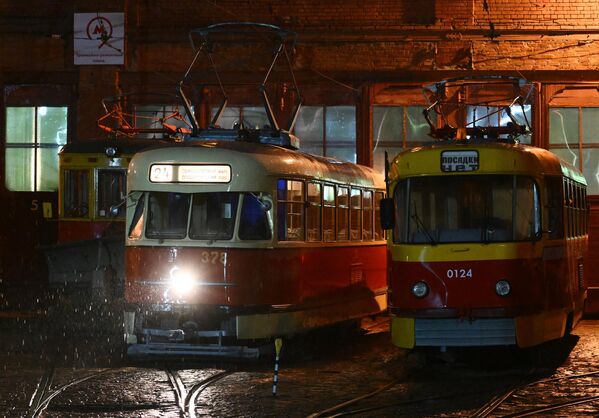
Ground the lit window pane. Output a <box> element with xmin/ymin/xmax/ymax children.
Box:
<box><xmin>241</xmin><ymin>107</ymin><xmax>269</xmax><ymax>130</ymax></box>
<box><xmin>5</xmin><ymin>148</ymin><xmax>34</xmax><ymax>191</ymax></box>
<box><xmin>212</xmin><ymin>107</ymin><xmax>240</xmax><ymax>129</ymax></box>
<box><xmin>373</xmin><ymin>107</ymin><xmax>403</xmax><ymax>143</ymax></box>
<box><xmin>295</xmin><ymin>106</ymin><xmax>324</xmax><ymax>155</ymax></box>
<box><xmin>5</xmin><ymin>106</ymin><xmax>67</xmax><ymax>192</ymax></box>
<box><xmin>406</xmin><ymin>106</ymin><xmax>434</xmax><ymax>143</ymax></box>
<box><xmin>581</xmin><ymin>149</ymin><xmax>599</xmax><ymax>195</ymax></box>
<box><xmin>549</xmin><ymin>108</ymin><xmax>578</xmax><ymax>145</ymax></box>
<box><xmin>550</xmin><ymin>148</ymin><xmax>580</xmax><ymax>170</ymax></box>
<box><xmin>373</xmin><ymin>147</ymin><xmax>402</xmax><ymax>176</ymax></box>
<box><xmin>500</xmin><ymin>105</ymin><xmax>532</xmax><ymax>144</ymax></box>
<box><xmin>582</xmin><ymin>108</ymin><xmax>599</xmax><ymax>144</ymax></box>
<box><xmin>326</xmin><ymin>106</ymin><xmax>355</xmax><ymax>141</ymax></box>
<box><xmin>326</xmin><ymin>106</ymin><xmax>356</xmax><ymax>162</ymax></box>
<box><xmin>136</xmin><ymin>104</ymin><xmax>193</xmax><ymax>138</ymax></box>
<box><xmin>373</xmin><ymin>106</ymin><xmax>403</xmax><ymax>174</ymax></box>
<box><xmin>38</xmin><ymin>148</ymin><xmax>60</xmax><ymax>191</ymax></box>
<box><xmin>39</xmin><ymin>107</ymin><xmax>68</xmax><ymax>144</ymax></box>
<box><xmin>466</xmin><ymin>105</ymin><xmax>499</xmax><ymax>127</ymax></box>
<box><xmin>6</xmin><ymin>107</ymin><xmax>35</xmax><ymax>144</ymax></box>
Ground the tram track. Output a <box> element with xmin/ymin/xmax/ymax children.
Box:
<box><xmin>26</xmin><ymin>366</ymin><xmax>110</xmax><ymax>418</ymax></box>
<box><xmin>469</xmin><ymin>369</ymin><xmax>599</xmax><ymax>418</ymax></box>
<box><xmin>25</xmin><ymin>365</ymin><xmax>234</xmax><ymax>417</ymax></box>
<box><xmin>166</xmin><ymin>368</ymin><xmax>234</xmax><ymax>418</ymax></box>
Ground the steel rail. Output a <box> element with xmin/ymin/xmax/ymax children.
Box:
<box><xmin>26</xmin><ymin>368</ymin><xmax>110</xmax><ymax>418</ymax></box>
<box><xmin>167</xmin><ymin>369</ymin><xmax>233</xmax><ymax>418</ymax></box>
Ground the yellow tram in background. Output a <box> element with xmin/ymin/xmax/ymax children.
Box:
<box><xmin>44</xmin><ymin>138</ymin><xmax>169</xmax><ymax>298</ymax></box>
<box><xmin>381</xmin><ymin>77</ymin><xmax>588</xmax><ymax>350</ymax></box>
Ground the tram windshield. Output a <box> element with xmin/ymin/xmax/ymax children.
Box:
<box><xmin>393</xmin><ymin>175</ymin><xmax>540</xmax><ymax>244</ymax></box>
<box><xmin>130</xmin><ymin>191</ymin><xmax>272</xmax><ymax>241</ymax></box>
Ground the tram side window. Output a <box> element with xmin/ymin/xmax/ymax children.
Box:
<box><xmin>363</xmin><ymin>190</ymin><xmax>374</xmax><ymax>240</ymax></box>
<box><xmin>337</xmin><ymin>186</ymin><xmax>349</xmax><ymax>240</ymax></box>
<box><xmin>582</xmin><ymin>188</ymin><xmax>588</xmax><ymax>234</ymax></box>
<box><xmin>277</xmin><ymin>180</ymin><xmax>305</xmax><ymax>241</ymax></box>
<box><xmin>97</xmin><ymin>169</ymin><xmax>126</xmax><ymax>218</ymax></box>
<box><xmin>323</xmin><ymin>184</ymin><xmax>336</xmax><ymax>242</ymax></box>
<box><xmin>146</xmin><ymin>192</ymin><xmax>190</xmax><ymax>239</ymax></box>
<box><xmin>564</xmin><ymin>180</ymin><xmax>574</xmax><ymax>238</ymax></box>
<box><xmin>190</xmin><ymin>193</ymin><xmax>239</xmax><ymax>240</ymax></box>
<box><xmin>375</xmin><ymin>191</ymin><xmax>385</xmax><ymax>240</ymax></box>
<box><xmin>63</xmin><ymin>169</ymin><xmax>89</xmax><ymax>218</ymax></box>
<box><xmin>306</xmin><ymin>182</ymin><xmax>322</xmax><ymax>242</ymax></box>
<box><xmin>514</xmin><ymin>177</ymin><xmax>541</xmax><ymax>240</ymax></box>
<box><xmin>574</xmin><ymin>183</ymin><xmax>580</xmax><ymax>236</ymax></box>
<box><xmin>544</xmin><ymin>177</ymin><xmax>563</xmax><ymax>240</ymax></box>
<box><xmin>350</xmin><ymin>188</ymin><xmax>362</xmax><ymax>240</ymax></box>
<box><xmin>239</xmin><ymin>193</ymin><xmax>272</xmax><ymax>241</ymax></box>
<box><xmin>128</xmin><ymin>193</ymin><xmax>146</xmax><ymax>240</ymax></box>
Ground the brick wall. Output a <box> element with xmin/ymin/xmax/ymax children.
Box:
<box><xmin>3</xmin><ymin>0</ymin><xmax>599</xmax><ymax>138</ymax></box>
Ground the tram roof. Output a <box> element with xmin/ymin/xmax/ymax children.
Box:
<box><xmin>128</xmin><ymin>140</ymin><xmax>385</xmax><ymax>191</ymax></box>
<box><xmin>59</xmin><ymin>138</ymin><xmax>173</xmax><ymax>155</ymax></box>
<box><xmin>389</xmin><ymin>142</ymin><xmax>586</xmax><ymax>185</ymax></box>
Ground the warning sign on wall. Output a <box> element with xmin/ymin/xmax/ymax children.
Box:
<box><xmin>74</xmin><ymin>13</ymin><xmax>125</xmax><ymax>65</ymax></box>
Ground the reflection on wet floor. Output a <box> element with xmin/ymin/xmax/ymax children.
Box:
<box><xmin>1</xmin><ymin>316</ymin><xmax>598</xmax><ymax>417</ymax></box>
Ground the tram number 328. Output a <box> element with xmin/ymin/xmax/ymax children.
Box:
<box><xmin>446</xmin><ymin>268</ymin><xmax>473</xmax><ymax>279</ymax></box>
<box><xmin>200</xmin><ymin>251</ymin><xmax>226</xmax><ymax>265</ymax></box>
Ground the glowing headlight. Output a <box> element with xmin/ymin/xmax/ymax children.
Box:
<box><xmin>105</xmin><ymin>146</ymin><xmax>117</xmax><ymax>157</ymax></box>
<box><xmin>412</xmin><ymin>281</ymin><xmax>429</xmax><ymax>298</ymax></box>
<box><xmin>495</xmin><ymin>280</ymin><xmax>511</xmax><ymax>297</ymax></box>
<box><xmin>169</xmin><ymin>266</ymin><xmax>195</xmax><ymax>294</ymax></box>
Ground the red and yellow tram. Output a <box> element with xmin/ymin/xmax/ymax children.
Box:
<box><xmin>382</xmin><ymin>142</ymin><xmax>588</xmax><ymax>349</ymax></box>
<box><xmin>123</xmin><ymin>140</ymin><xmax>387</xmax><ymax>357</ymax></box>
<box><xmin>44</xmin><ymin>138</ymin><xmax>169</xmax><ymax>297</ymax></box>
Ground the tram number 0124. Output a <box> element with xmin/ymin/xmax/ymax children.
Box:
<box><xmin>446</xmin><ymin>268</ymin><xmax>473</xmax><ymax>279</ymax></box>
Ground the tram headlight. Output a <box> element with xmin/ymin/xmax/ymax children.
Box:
<box><xmin>105</xmin><ymin>146</ymin><xmax>117</xmax><ymax>157</ymax></box>
<box><xmin>169</xmin><ymin>266</ymin><xmax>195</xmax><ymax>295</ymax></box>
<box><xmin>495</xmin><ymin>280</ymin><xmax>511</xmax><ymax>297</ymax></box>
<box><xmin>412</xmin><ymin>281</ymin><xmax>429</xmax><ymax>298</ymax></box>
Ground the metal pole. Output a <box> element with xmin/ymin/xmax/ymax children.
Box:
<box><xmin>272</xmin><ymin>338</ymin><xmax>283</xmax><ymax>396</ymax></box>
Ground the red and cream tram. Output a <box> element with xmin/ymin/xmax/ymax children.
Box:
<box><xmin>381</xmin><ymin>77</ymin><xmax>588</xmax><ymax>350</ymax></box>
<box><xmin>123</xmin><ymin>140</ymin><xmax>387</xmax><ymax>357</ymax></box>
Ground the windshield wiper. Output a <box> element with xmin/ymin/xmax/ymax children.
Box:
<box><xmin>411</xmin><ymin>204</ymin><xmax>437</xmax><ymax>245</ymax></box>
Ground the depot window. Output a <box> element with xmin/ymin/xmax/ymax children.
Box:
<box><xmin>549</xmin><ymin>107</ymin><xmax>599</xmax><ymax>195</ymax></box>
<box><xmin>465</xmin><ymin>105</ymin><xmax>532</xmax><ymax>144</ymax></box>
<box><xmin>134</xmin><ymin>104</ymin><xmax>193</xmax><ymax>139</ymax></box>
<box><xmin>372</xmin><ymin>106</ymin><xmax>434</xmax><ymax>174</ymax></box>
<box><xmin>211</xmin><ymin>106</ymin><xmax>270</xmax><ymax>130</ymax></box>
<box><xmin>295</xmin><ymin>106</ymin><xmax>357</xmax><ymax>163</ymax></box>
<box><xmin>5</xmin><ymin>106</ymin><xmax>68</xmax><ymax>191</ymax></box>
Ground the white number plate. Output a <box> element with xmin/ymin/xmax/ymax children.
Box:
<box><xmin>446</xmin><ymin>268</ymin><xmax>473</xmax><ymax>279</ymax></box>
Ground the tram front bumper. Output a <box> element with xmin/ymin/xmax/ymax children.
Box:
<box><xmin>390</xmin><ymin>315</ymin><xmax>517</xmax><ymax>349</ymax></box>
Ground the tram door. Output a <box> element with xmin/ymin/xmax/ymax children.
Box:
<box><xmin>1</xmin><ymin>85</ymin><xmax>70</xmax><ymax>295</ymax></box>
